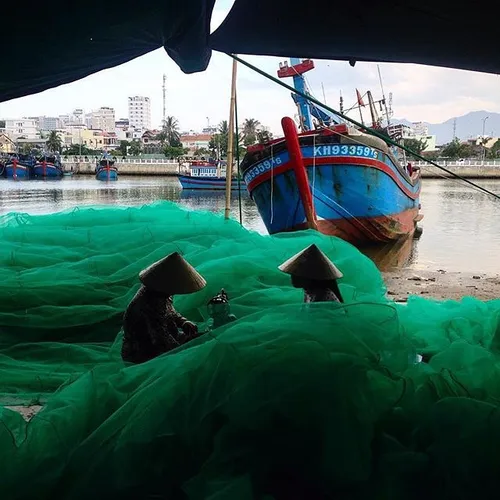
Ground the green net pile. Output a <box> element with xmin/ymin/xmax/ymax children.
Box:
<box><xmin>1</xmin><ymin>201</ymin><xmax>500</xmax><ymax>500</ymax></box>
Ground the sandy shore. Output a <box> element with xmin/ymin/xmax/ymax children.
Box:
<box><xmin>383</xmin><ymin>269</ymin><xmax>500</xmax><ymax>302</ymax></box>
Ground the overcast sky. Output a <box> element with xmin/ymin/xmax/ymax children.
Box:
<box><xmin>1</xmin><ymin>0</ymin><xmax>500</xmax><ymax>135</ymax></box>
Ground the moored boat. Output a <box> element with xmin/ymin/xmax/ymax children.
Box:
<box><xmin>4</xmin><ymin>154</ymin><xmax>36</xmax><ymax>180</ymax></box>
<box><xmin>95</xmin><ymin>157</ymin><xmax>118</xmax><ymax>181</ymax></box>
<box><xmin>178</xmin><ymin>160</ymin><xmax>242</xmax><ymax>190</ymax></box>
<box><xmin>33</xmin><ymin>154</ymin><xmax>63</xmax><ymax>178</ymax></box>
<box><xmin>240</xmin><ymin>58</ymin><xmax>423</xmax><ymax>245</ymax></box>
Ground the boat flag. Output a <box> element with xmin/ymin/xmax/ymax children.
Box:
<box><xmin>356</xmin><ymin>89</ymin><xmax>365</xmax><ymax>107</ymax></box>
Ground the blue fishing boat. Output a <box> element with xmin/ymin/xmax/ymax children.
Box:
<box><xmin>95</xmin><ymin>156</ymin><xmax>118</xmax><ymax>181</ymax></box>
<box><xmin>240</xmin><ymin>58</ymin><xmax>422</xmax><ymax>245</ymax></box>
<box><xmin>4</xmin><ymin>153</ymin><xmax>36</xmax><ymax>180</ymax></box>
<box><xmin>178</xmin><ymin>160</ymin><xmax>242</xmax><ymax>190</ymax></box>
<box><xmin>33</xmin><ymin>154</ymin><xmax>63</xmax><ymax>178</ymax></box>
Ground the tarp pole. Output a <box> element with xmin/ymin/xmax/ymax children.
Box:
<box><xmin>225</xmin><ymin>58</ymin><xmax>238</xmax><ymax>219</ymax></box>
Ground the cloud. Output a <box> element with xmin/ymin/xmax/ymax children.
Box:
<box><xmin>1</xmin><ymin>0</ymin><xmax>500</xmax><ymax>135</ymax></box>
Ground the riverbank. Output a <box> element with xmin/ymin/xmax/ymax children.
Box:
<box><xmin>383</xmin><ymin>269</ymin><xmax>500</xmax><ymax>302</ymax></box>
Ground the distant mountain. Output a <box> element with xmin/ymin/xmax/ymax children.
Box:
<box><xmin>392</xmin><ymin>110</ymin><xmax>500</xmax><ymax>145</ymax></box>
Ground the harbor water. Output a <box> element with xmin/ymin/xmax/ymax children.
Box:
<box><xmin>0</xmin><ymin>176</ymin><xmax>498</xmax><ymax>273</ymax></box>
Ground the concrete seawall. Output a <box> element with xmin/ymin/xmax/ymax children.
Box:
<box><xmin>66</xmin><ymin>162</ymin><xmax>180</xmax><ymax>176</ymax></box>
<box><xmin>64</xmin><ymin>160</ymin><xmax>500</xmax><ymax>179</ymax></box>
<box><xmin>418</xmin><ymin>165</ymin><xmax>500</xmax><ymax>179</ymax></box>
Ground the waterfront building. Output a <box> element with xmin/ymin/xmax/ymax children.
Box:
<box><xmin>128</xmin><ymin>96</ymin><xmax>151</xmax><ymax>130</ymax></box>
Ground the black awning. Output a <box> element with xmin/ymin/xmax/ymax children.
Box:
<box><xmin>211</xmin><ymin>0</ymin><xmax>499</xmax><ymax>75</ymax></box>
<box><xmin>1</xmin><ymin>0</ymin><xmax>215</xmax><ymax>102</ymax></box>
<box><xmin>2</xmin><ymin>0</ymin><xmax>498</xmax><ymax>103</ymax></box>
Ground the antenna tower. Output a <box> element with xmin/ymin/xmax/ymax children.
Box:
<box><xmin>162</xmin><ymin>74</ymin><xmax>166</xmax><ymax>129</ymax></box>
<box><xmin>452</xmin><ymin>118</ymin><xmax>457</xmax><ymax>140</ymax></box>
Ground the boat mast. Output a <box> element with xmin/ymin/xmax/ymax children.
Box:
<box><xmin>290</xmin><ymin>57</ymin><xmax>313</xmax><ymax>131</ymax></box>
<box><xmin>277</xmin><ymin>58</ymin><xmax>342</xmax><ymax>132</ymax></box>
<box><xmin>376</xmin><ymin>65</ymin><xmax>391</xmax><ymax>127</ymax></box>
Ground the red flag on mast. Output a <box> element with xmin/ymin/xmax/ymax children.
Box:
<box><xmin>356</xmin><ymin>89</ymin><xmax>365</xmax><ymax>106</ymax></box>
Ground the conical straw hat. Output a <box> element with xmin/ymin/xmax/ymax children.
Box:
<box><xmin>139</xmin><ymin>252</ymin><xmax>207</xmax><ymax>295</ymax></box>
<box><xmin>278</xmin><ymin>244</ymin><xmax>343</xmax><ymax>280</ymax></box>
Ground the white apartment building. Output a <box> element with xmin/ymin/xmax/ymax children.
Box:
<box><xmin>38</xmin><ymin>116</ymin><xmax>61</xmax><ymax>131</ymax></box>
<box><xmin>412</xmin><ymin>121</ymin><xmax>429</xmax><ymax>136</ymax></box>
<box><xmin>4</xmin><ymin>118</ymin><xmax>39</xmax><ymax>139</ymax></box>
<box><xmin>89</xmin><ymin>107</ymin><xmax>115</xmax><ymax>132</ymax></box>
<box><xmin>386</xmin><ymin>122</ymin><xmax>437</xmax><ymax>152</ymax></box>
<box><xmin>128</xmin><ymin>96</ymin><xmax>151</xmax><ymax>130</ymax></box>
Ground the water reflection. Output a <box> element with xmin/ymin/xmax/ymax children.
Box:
<box><xmin>360</xmin><ymin>235</ymin><xmax>419</xmax><ymax>272</ymax></box>
<box><xmin>0</xmin><ymin>176</ymin><xmax>499</xmax><ymax>273</ymax></box>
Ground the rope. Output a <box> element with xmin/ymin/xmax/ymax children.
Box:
<box><xmin>229</xmin><ymin>54</ymin><xmax>500</xmax><ymax>203</ymax></box>
<box><xmin>235</xmin><ymin>87</ymin><xmax>243</xmax><ymax>226</ymax></box>
<box><xmin>270</xmin><ymin>143</ymin><xmax>275</xmax><ymax>224</ymax></box>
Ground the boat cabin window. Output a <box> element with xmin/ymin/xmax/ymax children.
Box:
<box><xmin>190</xmin><ymin>166</ymin><xmax>218</xmax><ymax>177</ymax></box>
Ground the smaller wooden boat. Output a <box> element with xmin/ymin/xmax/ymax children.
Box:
<box><xmin>178</xmin><ymin>160</ymin><xmax>242</xmax><ymax>190</ymax></box>
<box><xmin>95</xmin><ymin>157</ymin><xmax>118</xmax><ymax>181</ymax></box>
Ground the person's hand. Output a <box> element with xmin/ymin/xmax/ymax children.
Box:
<box><xmin>182</xmin><ymin>321</ymin><xmax>198</xmax><ymax>338</ymax></box>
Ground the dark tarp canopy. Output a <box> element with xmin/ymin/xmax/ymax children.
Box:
<box><xmin>211</xmin><ymin>0</ymin><xmax>500</xmax><ymax>75</ymax></box>
<box><xmin>1</xmin><ymin>0</ymin><xmax>498</xmax><ymax>103</ymax></box>
<box><xmin>0</xmin><ymin>0</ymin><xmax>215</xmax><ymax>103</ymax></box>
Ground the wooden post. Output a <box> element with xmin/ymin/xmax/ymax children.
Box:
<box><xmin>224</xmin><ymin>58</ymin><xmax>238</xmax><ymax>219</ymax></box>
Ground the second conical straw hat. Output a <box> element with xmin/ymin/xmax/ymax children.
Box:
<box><xmin>278</xmin><ymin>244</ymin><xmax>343</xmax><ymax>281</ymax></box>
<box><xmin>139</xmin><ymin>252</ymin><xmax>207</xmax><ymax>295</ymax></box>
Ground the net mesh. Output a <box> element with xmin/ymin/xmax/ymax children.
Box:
<box><xmin>1</xmin><ymin>201</ymin><xmax>499</xmax><ymax>499</ymax></box>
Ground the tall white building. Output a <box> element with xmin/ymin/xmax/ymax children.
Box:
<box><xmin>89</xmin><ymin>107</ymin><xmax>115</xmax><ymax>132</ymax></box>
<box><xmin>38</xmin><ymin>116</ymin><xmax>61</xmax><ymax>131</ymax></box>
<box><xmin>128</xmin><ymin>96</ymin><xmax>151</xmax><ymax>130</ymax></box>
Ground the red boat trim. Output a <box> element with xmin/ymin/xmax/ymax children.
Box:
<box><xmin>246</xmin><ymin>156</ymin><xmax>420</xmax><ymax>200</ymax></box>
<box><xmin>281</xmin><ymin>116</ymin><xmax>317</xmax><ymax>229</ymax></box>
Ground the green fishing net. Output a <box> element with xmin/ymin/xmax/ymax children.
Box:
<box><xmin>1</xmin><ymin>201</ymin><xmax>500</xmax><ymax>500</ymax></box>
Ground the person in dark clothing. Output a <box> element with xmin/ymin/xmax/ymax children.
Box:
<box><xmin>121</xmin><ymin>252</ymin><xmax>206</xmax><ymax>364</ymax></box>
<box><xmin>279</xmin><ymin>244</ymin><xmax>344</xmax><ymax>303</ymax></box>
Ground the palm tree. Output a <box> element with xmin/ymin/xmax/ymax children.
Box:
<box><xmin>256</xmin><ymin>129</ymin><xmax>273</xmax><ymax>143</ymax></box>
<box><xmin>46</xmin><ymin>131</ymin><xmax>62</xmax><ymax>153</ymax></box>
<box><xmin>242</xmin><ymin>118</ymin><xmax>261</xmax><ymax>146</ymax></box>
<box><xmin>157</xmin><ymin>116</ymin><xmax>181</xmax><ymax>147</ymax></box>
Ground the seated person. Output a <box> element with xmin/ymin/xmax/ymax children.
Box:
<box><xmin>121</xmin><ymin>252</ymin><xmax>206</xmax><ymax>364</ymax></box>
<box><xmin>279</xmin><ymin>244</ymin><xmax>344</xmax><ymax>303</ymax></box>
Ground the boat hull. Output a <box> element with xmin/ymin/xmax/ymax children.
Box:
<box><xmin>96</xmin><ymin>167</ymin><xmax>118</xmax><ymax>181</ymax></box>
<box><xmin>243</xmin><ymin>137</ymin><xmax>422</xmax><ymax>244</ymax></box>
<box><xmin>178</xmin><ymin>175</ymin><xmax>242</xmax><ymax>190</ymax></box>
<box><xmin>5</xmin><ymin>163</ymin><xmax>31</xmax><ymax>179</ymax></box>
<box><xmin>33</xmin><ymin>163</ymin><xmax>63</xmax><ymax>178</ymax></box>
